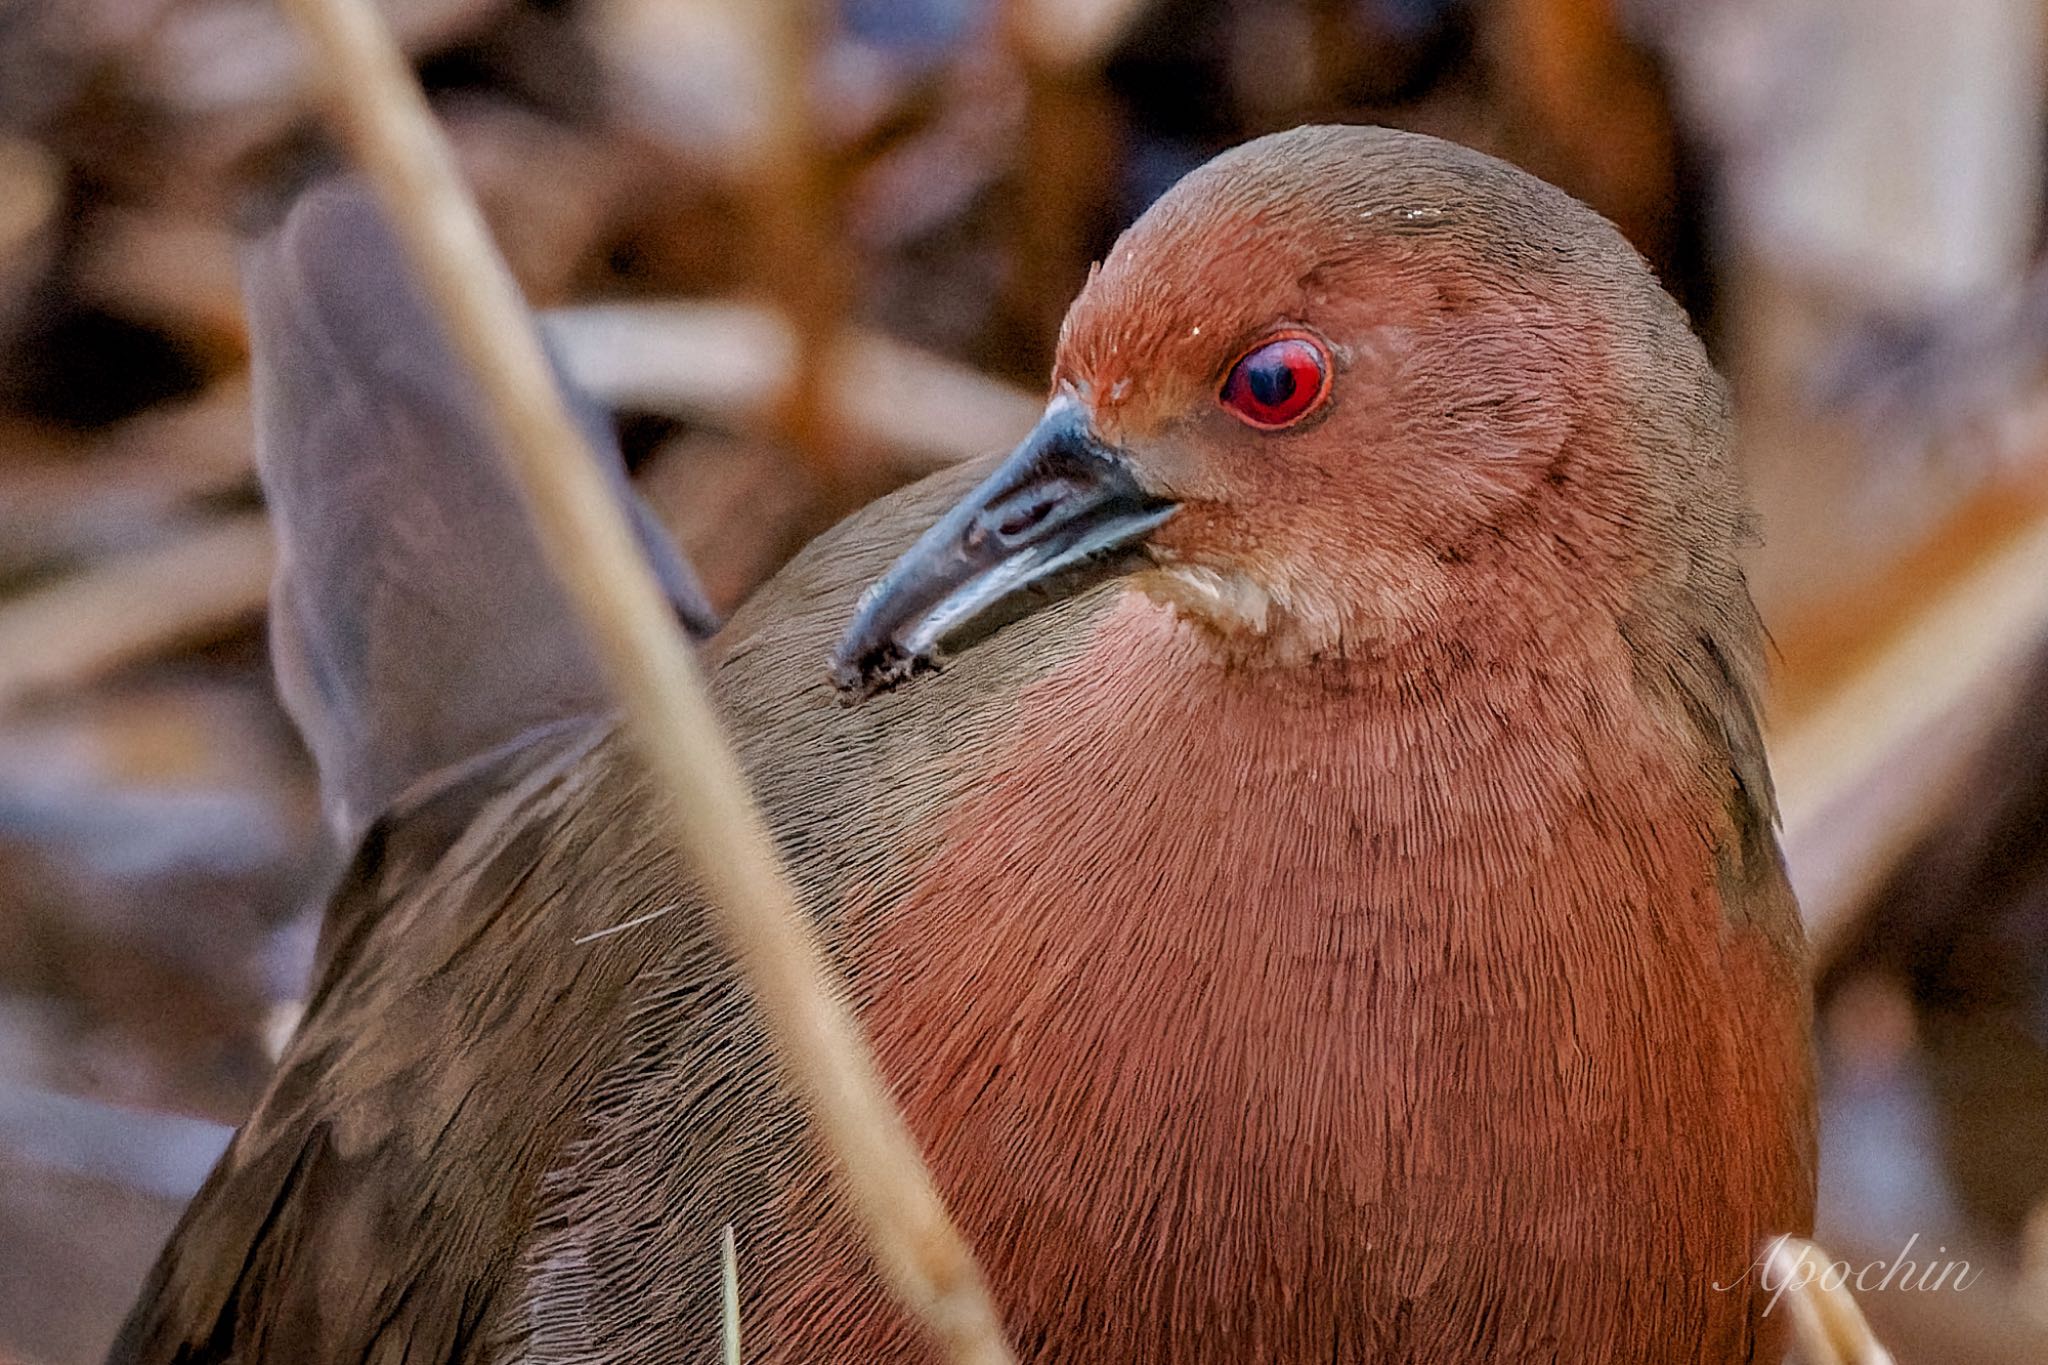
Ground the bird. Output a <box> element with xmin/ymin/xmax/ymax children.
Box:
<box><xmin>112</xmin><ymin>124</ymin><xmax>1814</xmax><ymax>1363</ymax></box>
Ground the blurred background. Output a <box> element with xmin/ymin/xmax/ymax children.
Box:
<box><xmin>3</xmin><ymin>0</ymin><xmax>2048</xmax><ymax>1360</ymax></box>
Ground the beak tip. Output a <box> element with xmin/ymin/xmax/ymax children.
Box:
<box><xmin>828</xmin><ymin>636</ymin><xmax>937</xmax><ymax>702</ymax></box>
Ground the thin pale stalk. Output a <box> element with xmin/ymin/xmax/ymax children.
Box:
<box><xmin>720</xmin><ymin>1225</ymin><xmax>742</xmax><ymax>1365</ymax></box>
<box><xmin>272</xmin><ymin>1</ymin><xmax>1016</xmax><ymax>1360</ymax></box>
<box><xmin>1768</xmin><ymin>1236</ymin><xmax>1897</xmax><ymax>1365</ymax></box>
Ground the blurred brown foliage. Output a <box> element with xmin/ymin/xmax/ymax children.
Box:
<box><xmin>4</xmin><ymin>1</ymin><xmax>2048</xmax><ymax>1361</ymax></box>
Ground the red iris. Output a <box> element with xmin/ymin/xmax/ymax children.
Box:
<box><xmin>1218</xmin><ymin>333</ymin><xmax>1330</xmax><ymax>429</ymax></box>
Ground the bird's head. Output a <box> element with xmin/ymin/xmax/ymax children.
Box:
<box><xmin>833</xmin><ymin>124</ymin><xmax>1745</xmax><ymax>694</ymax></box>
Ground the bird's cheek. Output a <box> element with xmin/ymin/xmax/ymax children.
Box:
<box><xmin>1124</xmin><ymin>425</ymin><xmax>1258</xmax><ymax>508</ymax></box>
<box><xmin>1141</xmin><ymin>499</ymin><xmax>1270</xmax><ymax>577</ymax></box>
<box><xmin>1129</xmin><ymin>428</ymin><xmax>1327</xmax><ymax>570</ymax></box>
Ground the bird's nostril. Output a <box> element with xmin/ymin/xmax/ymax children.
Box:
<box><xmin>969</xmin><ymin>482</ymin><xmax>1072</xmax><ymax>549</ymax></box>
<box><xmin>995</xmin><ymin>501</ymin><xmax>1050</xmax><ymax>538</ymax></box>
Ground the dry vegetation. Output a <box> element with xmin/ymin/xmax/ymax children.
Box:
<box><xmin>3</xmin><ymin>0</ymin><xmax>2048</xmax><ymax>1361</ymax></box>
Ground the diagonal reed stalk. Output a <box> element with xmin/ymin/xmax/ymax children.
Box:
<box><xmin>721</xmin><ymin>1225</ymin><xmax>743</xmax><ymax>1365</ymax></box>
<box><xmin>272</xmin><ymin>1</ymin><xmax>1016</xmax><ymax>1360</ymax></box>
<box><xmin>1770</xmin><ymin>1237</ymin><xmax>1896</xmax><ymax>1365</ymax></box>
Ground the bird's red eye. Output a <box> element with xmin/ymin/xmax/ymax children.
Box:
<box><xmin>1218</xmin><ymin>334</ymin><xmax>1330</xmax><ymax>429</ymax></box>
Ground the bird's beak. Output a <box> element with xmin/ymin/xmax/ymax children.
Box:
<box><xmin>831</xmin><ymin>399</ymin><xmax>1177</xmax><ymax>697</ymax></box>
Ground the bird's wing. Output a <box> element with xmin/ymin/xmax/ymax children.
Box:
<box><xmin>124</xmin><ymin>183</ymin><xmax>1101</xmax><ymax>1361</ymax></box>
<box><xmin>108</xmin><ymin>456</ymin><xmax>1103</xmax><ymax>1364</ymax></box>
<box><xmin>244</xmin><ymin>179</ymin><xmax>717</xmax><ymax>847</ymax></box>
<box><xmin>106</xmin><ymin>721</ymin><xmax>647</xmax><ymax>1364</ymax></box>
<box><xmin>1624</xmin><ymin>546</ymin><xmax>1806</xmax><ymax>965</ymax></box>
<box><xmin>1688</xmin><ymin>621</ymin><xmax>1807</xmax><ymax>961</ymax></box>
<box><xmin>1645</xmin><ymin>590</ymin><xmax>1816</xmax><ymax>1225</ymax></box>
<box><xmin>1702</xmin><ymin>631</ymin><xmax>1821</xmax><ymax>1235</ymax></box>
<box><xmin>110</xmin><ymin>179</ymin><xmax>735</xmax><ymax>1364</ymax></box>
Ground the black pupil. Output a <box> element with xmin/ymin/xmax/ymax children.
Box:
<box><xmin>1246</xmin><ymin>352</ymin><xmax>1298</xmax><ymax>407</ymax></box>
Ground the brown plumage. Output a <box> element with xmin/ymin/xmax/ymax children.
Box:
<box><xmin>113</xmin><ymin>125</ymin><xmax>1813</xmax><ymax>1363</ymax></box>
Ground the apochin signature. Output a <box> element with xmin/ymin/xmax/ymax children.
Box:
<box><xmin>1717</xmin><ymin>1233</ymin><xmax>1983</xmax><ymax>1315</ymax></box>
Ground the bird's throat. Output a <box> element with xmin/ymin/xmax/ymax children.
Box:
<box><xmin>1132</xmin><ymin>562</ymin><xmax>1277</xmax><ymax>639</ymax></box>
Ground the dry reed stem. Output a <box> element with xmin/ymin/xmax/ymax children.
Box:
<box><xmin>1768</xmin><ymin>1238</ymin><xmax>1897</xmax><ymax>1365</ymax></box>
<box><xmin>0</xmin><ymin>134</ymin><xmax>61</xmax><ymax>310</ymax></box>
<box><xmin>998</xmin><ymin>0</ymin><xmax>1129</xmax><ymax>363</ymax></box>
<box><xmin>720</xmin><ymin>1224</ymin><xmax>743</xmax><ymax>1365</ymax></box>
<box><xmin>275</xmin><ymin>0</ymin><xmax>1016</xmax><ymax>1360</ymax></box>
<box><xmin>0</xmin><ymin>513</ymin><xmax>274</xmax><ymax>715</ymax></box>
<box><xmin>1009</xmin><ymin>0</ymin><xmax>1156</xmax><ymax>71</ymax></box>
<box><xmin>741</xmin><ymin>0</ymin><xmax>845</xmax><ymax>483</ymax></box>
<box><xmin>1775</xmin><ymin>503</ymin><xmax>2048</xmax><ymax>953</ymax></box>
<box><xmin>543</xmin><ymin>301</ymin><xmax>1040</xmax><ymax>472</ymax></box>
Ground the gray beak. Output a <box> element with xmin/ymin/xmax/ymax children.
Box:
<box><xmin>830</xmin><ymin>401</ymin><xmax>1177</xmax><ymax>698</ymax></box>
